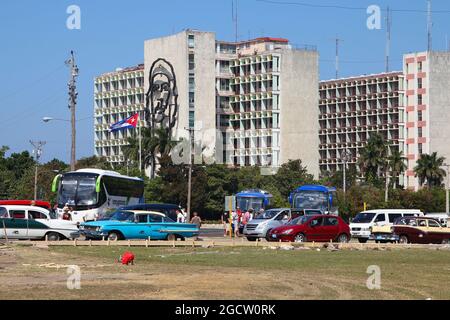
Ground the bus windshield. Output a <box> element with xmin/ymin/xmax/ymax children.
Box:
<box><xmin>58</xmin><ymin>174</ymin><xmax>98</xmax><ymax>208</ymax></box>
<box><xmin>236</xmin><ymin>197</ymin><xmax>264</xmax><ymax>212</ymax></box>
<box><xmin>293</xmin><ymin>191</ymin><xmax>328</xmax><ymax>212</ymax></box>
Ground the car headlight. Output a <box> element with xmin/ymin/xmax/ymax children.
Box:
<box><xmin>281</xmin><ymin>228</ymin><xmax>294</xmax><ymax>235</ymax></box>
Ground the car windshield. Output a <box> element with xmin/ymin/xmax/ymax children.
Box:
<box><xmin>254</xmin><ymin>209</ymin><xmax>280</xmax><ymax>220</ymax></box>
<box><xmin>293</xmin><ymin>191</ymin><xmax>328</xmax><ymax>212</ymax></box>
<box><xmin>288</xmin><ymin>215</ymin><xmax>310</xmax><ymax>225</ymax></box>
<box><xmin>352</xmin><ymin>212</ymin><xmax>376</xmax><ymax>223</ymax></box>
<box><xmin>107</xmin><ymin>211</ymin><xmax>135</xmax><ymax>222</ymax></box>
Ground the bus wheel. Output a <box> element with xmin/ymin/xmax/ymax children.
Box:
<box><xmin>108</xmin><ymin>232</ymin><xmax>122</xmax><ymax>241</ymax></box>
<box><xmin>46</xmin><ymin>232</ymin><xmax>60</xmax><ymax>241</ymax></box>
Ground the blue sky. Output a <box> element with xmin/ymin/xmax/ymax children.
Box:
<box><xmin>0</xmin><ymin>0</ymin><xmax>449</xmax><ymax>163</ymax></box>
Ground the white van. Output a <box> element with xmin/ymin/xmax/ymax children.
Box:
<box><xmin>350</xmin><ymin>209</ymin><xmax>423</xmax><ymax>243</ymax></box>
<box><xmin>0</xmin><ymin>205</ymin><xmax>79</xmax><ymax>241</ymax></box>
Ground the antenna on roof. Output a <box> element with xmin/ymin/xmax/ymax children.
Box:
<box><xmin>427</xmin><ymin>0</ymin><xmax>432</xmax><ymax>51</ymax></box>
<box><xmin>385</xmin><ymin>6</ymin><xmax>391</xmax><ymax>72</ymax></box>
<box><xmin>332</xmin><ymin>36</ymin><xmax>343</xmax><ymax>79</ymax></box>
<box><xmin>232</xmin><ymin>0</ymin><xmax>238</xmax><ymax>42</ymax></box>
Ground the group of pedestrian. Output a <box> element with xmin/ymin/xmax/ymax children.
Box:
<box><xmin>222</xmin><ymin>207</ymin><xmax>258</xmax><ymax>237</ymax></box>
<box><xmin>176</xmin><ymin>209</ymin><xmax>202</xmax><ymax>229</ymax></box>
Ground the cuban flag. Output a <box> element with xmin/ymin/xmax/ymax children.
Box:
<box><xmin>109</xmin><ymin>113</ymin><xmax>139</xmax><ymax>132</ymax></box>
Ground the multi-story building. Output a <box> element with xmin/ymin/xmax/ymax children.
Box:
<box><xmin>403</xmin><ymin>51</ymin><xmax>450</xmax><ymax>189</ymax></box>
<box><xmin>319</xmin><ymin>72</ymin><xmax>405</xmax><ymax>180</ymax></box>
<box><xmin>143</xmin><ymin>30</ymin><xmax>319</xmax><ymax>176</ymax></box>
<box><xmin>94</xmin><ymin>64</ymin><xmax>145</xmax><ymax>165</ymax></box>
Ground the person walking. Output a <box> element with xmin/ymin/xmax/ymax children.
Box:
<box><xmin>190</xmin><ymin>212</ymin><xmax>202</xmax><ymax>240</ymax></box>
<box><xmin>222</xmin><ymin>211</ymin><xmax>230</xmax><ymax>237</ymax></box>
<box><xmin>232</xmin><ymin>210</ymin><xmax>240</xmax><ymax>237</ymax></box>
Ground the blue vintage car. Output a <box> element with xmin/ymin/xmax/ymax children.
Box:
<box><xmin>75</xmin><ymin>210</ymin><xmax>199</xmax><ymax>241</ymax></box>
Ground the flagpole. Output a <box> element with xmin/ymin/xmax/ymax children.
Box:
<box><xmin>139</xmin><ymin>116</ymin><xmax>142</xmax><ymax>174</ymax></box>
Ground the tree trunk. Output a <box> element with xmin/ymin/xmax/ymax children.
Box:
<box><xmin>384</xmin><ymin>167</ymin><xmax>389</xmax><ymax>203</ymax></box>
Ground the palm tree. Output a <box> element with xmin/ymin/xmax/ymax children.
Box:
<box><xmin>357</xmin><ymin>133</ymin><xmax>389</xmax><ymax>183</ymax></box>
<box><xmin>122</xmin><ymin>127</ymin><xmax>176</xmax><ymax>178</ymax></box>
<box><xmin>414</xmin><ymin>152</ymin><xmax>446</xmax><ymax>188</ymax></box>
<box><xmin>388</xmin><ymin>149</ymin><xmax>407</xmax><ymax>189</ymax></box>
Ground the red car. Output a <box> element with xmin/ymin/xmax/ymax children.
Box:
<box><xmin>268</xmin><ymin>214</ymin><xmax>350</xmax><ymax>243</ymax></box>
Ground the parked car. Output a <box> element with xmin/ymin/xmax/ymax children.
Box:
<box><xmin>75</xmin><ymin>210</ymin><xmax>199</xmax><ymax>241</ymax></box>
<box><xmin>268</xmin><ymin>214</ymin><xmax>350</xmax><ymax>243</ymax></box>
<box><xmin>100</xmin><ymin>203</ymin><xmax>182</xmax><ymax>222</ymax></box>
<box><xmin>0</xmin><ymin>205</ymin><xmax>78</xmax><ymax>241</ymax></box>
<box><xmin>243</xmin><ymin>208</ymin><xmax>291</xmax><ymax>241</ymax></box>
<box><xmin>393</xmin><ymin>216</ymin><xmax>450</xmax><ymax>244</ymax></box>
<box><xmin>350</xmin><ymin>209</ymin><xmax>423</xmax><ymax>243</ymax></box>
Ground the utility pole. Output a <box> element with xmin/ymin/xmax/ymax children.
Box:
<box><xmin>66</xmin><ymin>51</ymin><xmax>79</xmax><ymax>171</ymax></box>
<box><xmin>333</xmin><ymin>37</ymin><xmax>343</xmax><ymax>79</ymax></box>
<box><xmin>427</xmin><ymin>0</ymin><xmax>432</xmax><ymax>52</ymax></box>
<box><xmin>186</xmin><ymin>127</ymin><xmax>195</xmax><ymax>223</ymax></box>
<box><xmin>30</xmin><ymin>140</ymin><xmax>46</xmax><ymax>201</ymax></box>
<box><xmin>443</xmin><ymin>163</ymin><xmax>450</xmax><ymax>216</ymax></box>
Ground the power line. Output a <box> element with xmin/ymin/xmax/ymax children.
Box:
<box><xmin>0</xmin><ymin>63</ymin><xmax>66</xmax><ymax>103</ymax></box>
<box><xmin>256</xmin><ymin>0</ymin><xmax>450</xmax><ymax>13</ymax></box>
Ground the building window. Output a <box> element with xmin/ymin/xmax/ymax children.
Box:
<box><xmin>188</xmin><ymin>54</ymin><xmax>195</xmax><ymax>71</ymax></box>
<box><xmin>189</xmin><ymin>76</ymin><xmax>195</xmax><ymax>92</ymax></box>
<box><xmin>188</xmin><ymin>34</ymin><xmax>195</xmax><ymax>48</ymax></box>
<box><xmin>417</xmin><ymin>78</ymin><xmax>423</xmax><ymax>89</ymax></box>
<box><xmin>418</xmin><ymin>110</ymin><xmax>423</xmax><ymax>121</ymax></box>
<box><xmin>418</xmin><ymin>94</ymin><xmax>423</xmax><ymax>105</ymax></box>
<box><xmin>189</xmin><ymin>92</ymin><xmax>195</xmax><ymax>106</ymax></box>
<box><xmin>189</xmin><ymin>111</ymin><xmax>195</xmax><ymax>128</ymax></box>
<box><xmin>418</xmin><ymin>61</ymin><xmax>423</xmax><ymax>72</ymax></box>
<box><xmin>418</xmin><ymin>127</ymin><xmax>423</xmax><ymax>138</ymax></box>
<box><xmin>418</xmin><ymin>143</ymin><xmax>423</xmax><ymax>155</ymax></box>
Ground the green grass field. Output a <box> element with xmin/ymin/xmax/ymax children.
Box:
<box><xmin>1</xmin><ymin>244</ymin><xmax>449</xmax><ymax>299</ymax></box>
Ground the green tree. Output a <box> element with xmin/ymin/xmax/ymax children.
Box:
<box><xmin>414</xmin><ymin>152</ymin><xmax>446</xmax><ymax>188</ymax></box>
<box><xmin>357</xmin><ymin>133</ymin><xmax>389</xmax><ymax>185</ymax></box>
<box><xmin>388</xmin><ymin>149</ymin><xmax>407</xmax><ymax>189</ymax></box>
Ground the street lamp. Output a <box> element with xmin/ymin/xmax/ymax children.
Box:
<box><xmin>340</xmin><ymin>148</ymin><xmax>351</xmax><ymax>194</ymax></box>
<box><xmin>42</xmin><ymin>116</ymin><xmax>92</xmax><ymax>171</ymax></box>
<box><xmin>442</xmin><ymin>163</ymin><xmax>450</xmax><ymax>216</ymax></box>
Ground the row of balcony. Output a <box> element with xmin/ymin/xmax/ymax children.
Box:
<box><xmin>95</xmin><ymin>104</ymin><xmax>145</xmax><ymax>116</ymax></box>
<box><xmin>95</xmin><ymin>138</ymin><xmax>129</xmax><ymax>148</ymax></box>
<box><xmin>230</xmin><ymin>55</ymin><xmax>274</xmax><ymax>67</ymax></box>
<box><xmin>230</xmin><ymin>73</ymin><xmax>275</xmax><ymax>84</ymax></box>
<box><xmin>230</xmin><ymin>128</ymin><xmax>274</xmax><ymax>139</ymax></box>
<box><xmin>319</xmin><ymin>123</ymin><xmax>403</xmax><ymax>134</ymax></box>
<box><xmin>95</xmin><ymin>71</ymin><xmax>144</xmax><ymax>84</ymax></box>
<box><xmin>319</xmin><ymin>91</ymin><xmax>401</xmax><ymax>102</ymax></box>
<box><xmin>232</xmin><ymin>147</ymin><xmax>274</xmax><ymax>157</ymax></box>
<box><xmin>319</xmin><ymin>139</ymin><xmax>400</xmax><ymax>150</ymax></box>
<box><xmin>94</xmin><ymin>87</ymin><xmax>145</xmax><ymax>99</ymax></box>
<box><xmin>318</xmin><ymin>107</ymin><xmax>400</xmax><ymax>118</ymax></box>
<box><xmin>94</xmin><ymin>121</ymin><xmax>145</xmax><ymax>132</ymax></box>
<box><xmin>229</xmin><ymin>110</ymin><xmax>274</xmax><ymax>120</ymax></box>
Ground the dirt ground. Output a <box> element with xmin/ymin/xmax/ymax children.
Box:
<box><xmin>0</xmin><ymin>243</ymin><xmax>449</xmax><ymax>300</ymax></box>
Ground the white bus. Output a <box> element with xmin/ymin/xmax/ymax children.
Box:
<box><xmin>52</xmin><ymin>169</ymin><xmax>144</xmax><ymax>222</ymax></box>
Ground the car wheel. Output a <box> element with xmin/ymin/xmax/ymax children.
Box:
<box><xmin>167</xmin><ymin>234</ymin><xmax>176</xmax><ymax>241</ymax></box>
<box><xmin>358</xmin><ymin>238</ymin><xmax>368</xmax><ymax>243</ymax></box>
<box><xmin>46</xmin><ymin>232</ymin><xmax>60</xmax><ymax>241</ymax></box>
<box><xmin>247</xmin><ymin>237</ymin><xmax>257</xmax><ymax>242</ymax></box>
<box><xmin>108</xmin><ymin>232</ymin><xmax>121</xmax><ymax>241</ymax></box>
<box><xmin>265</xmin><ymin>229</ymin><xmax>273</xmax><ymax>242</ymax></box>
<box><xmin>337</xmin><ymin>233</ymin><xmax>349</xmax><ymax>243</ymax></box>
<box><xmin>399</xmin><ymin>235</ymin><xmax>409</xmax><ymax>244</ymax></box>
<box><xmin>294</xmin><ymin>233</ymin><xmax>307</xmax><ymax>243</ymax></box>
